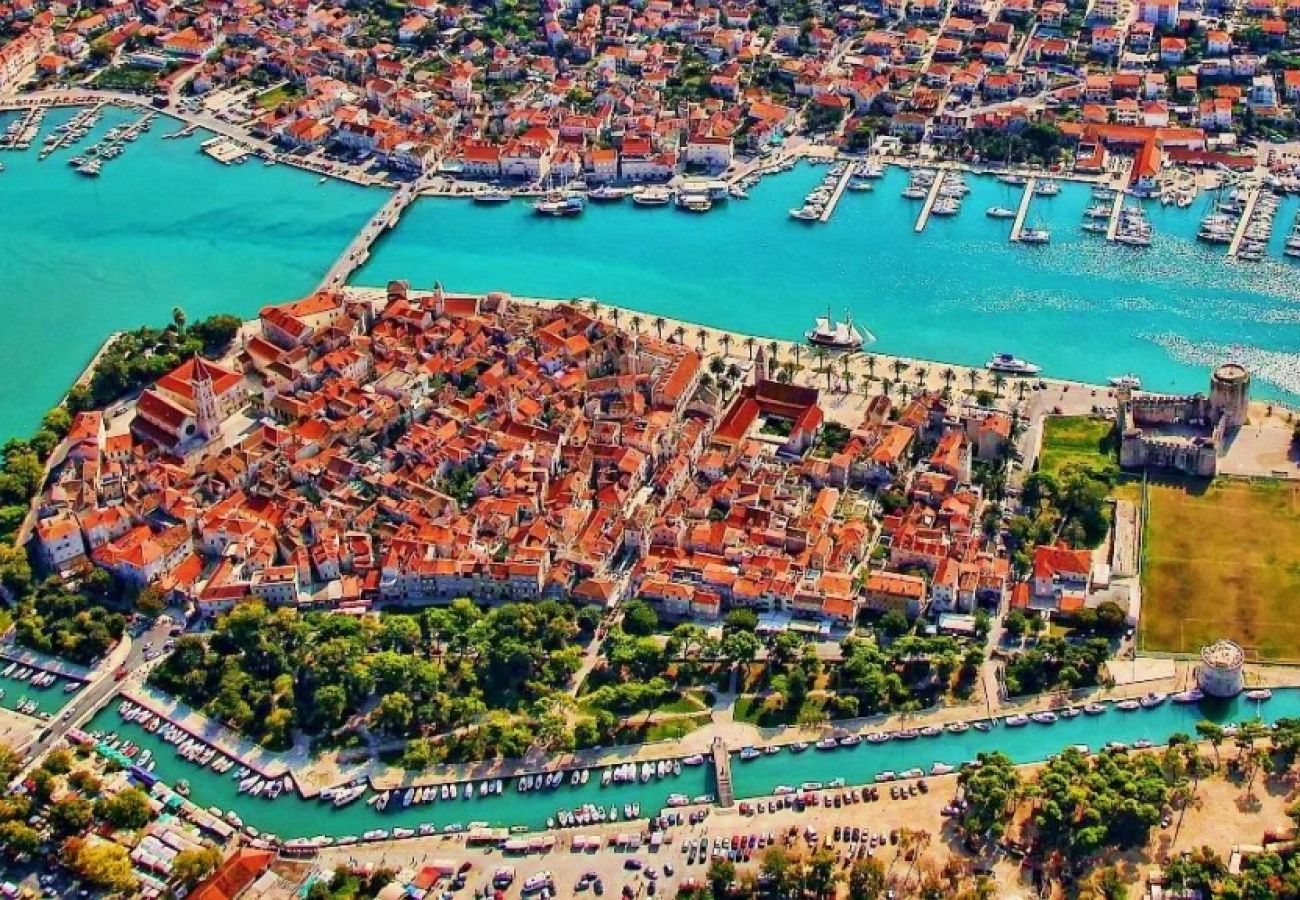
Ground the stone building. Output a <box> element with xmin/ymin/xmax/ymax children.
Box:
<box><xmin>1117</xmin><ymin>363</ymin><xmax>1250</xmax><ymax>477</ymax></box>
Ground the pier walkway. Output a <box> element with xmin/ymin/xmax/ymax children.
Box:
<box><xmin>1228</xmin><ymin>188</ymin><xmax>1262</xmax><ymax>258</ymax></box>
<box><xmin>712</xmin><ymin>737</ymin><xmax>734</xmax><ymax>807</ymax></box>
<box><xmin>318</xmin><ymin>183</ymin><xmax>419</xmax><ymax>290</ymax></box>
<box><xmin>818</xmin><ymin>164</ymin><xmax>855</xmax><ymax>223</ymax></box>
<box><xmin>0</xmin><ymin>106</ymin><xmax>43</xmax><ymax>149</ymax></box>
<box><xmin>1009</xmin><ymin>177</ymin><xmax>1037</xmax><ymax>242</ymax></box>
<box><xmin>1104</xmin><ymin>192</ymin><xmax>1126</xmax><ymax>241</ymax></box>
<box><xmin>914</xmin><ymin>171</ymin><xmax>945</xmax><ymax>233</ymax></box>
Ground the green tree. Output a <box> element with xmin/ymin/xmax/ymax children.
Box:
<box><xmin>879</xmin><ymin>609</ymin><xmax>910</xmax><ymax>636</ymax></box>
<box><xmin>173</xmin><ymin>846</ymin><xmax>223</xmax><ymax>886</ymax></box>
<box><xmin>707</xmin><ymin>857</ymin><xmax>736</xmax><ymax>896</ymax></box>
<box><xmin>94</xmin><ymin>787</ymin><xmax>152</xmax><ymax>830</ymax></box>
<box><xmin>67</xmin><ymin>839</ymin><xmax>138</xmax><ymax>892</ymax></box>
<box><xmin>0</xmin><ymin>820</ymin><xmax>41</xmax><ymax>857</ymax></box>
<box><xmin>47</xmin><ymin>796</ymin><xmax>94</xmax><ymax>838</ymax></box>
<box><xmin>373</xmin><ymin>691</ymin><xmax>415</xmax><ymax>734</ymax></box>
<box><xmin>622</xmin><ymin>599</ymin><xmax>659</xmax><ymax>636</ymax></box>
<box><xmin>849</xmin><ymin>857</ymin><xmax>887</xmax><ymax>898</ymax></box>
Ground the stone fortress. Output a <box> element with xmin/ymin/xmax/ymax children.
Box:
<box><xmin>1118</xmin><ymin>363</ymin><xmax>1251</xmax><ymax>478</ymax></box>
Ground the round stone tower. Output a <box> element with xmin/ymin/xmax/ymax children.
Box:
<box><xmin>1208</xmin><ymin>363</ymin><xmax>1250</xmax><ymax>429</ymax></box>
<box><xmin>1196</xmin><ymin>639</ymin><xmax>1245</xmax><ymax>698</ymax></box>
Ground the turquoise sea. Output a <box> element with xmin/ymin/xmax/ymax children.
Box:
<box><xmin>2</xmin><ymin>103</ymin><xmax>1300</xmax><ymax>443</ymax></box>
<box><xmin>86</xmin><ymin>690</ymin><xmax>1292</xmax><ymax>839</ymax></box>
<box><xmin>357</xmin><ymin>166</ymin><xmax>1300</xmax><ymax>405</ymax></box>
<box><xmin>0</xmin><ymin>105</ymin><xmax>378</xmax><ymax>440</ymax></box>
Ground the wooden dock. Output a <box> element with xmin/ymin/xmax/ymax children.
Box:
<box><xmin>1104</xmin><ymin>192</ymin><xmax>1126</xmax><ymax>241</ymax></box>
<box><xmin>1008</xmin><ymin>177</ymin><xmax>1038</xmax><ymax>242</ymax></box>
<box><xmin>1227</xmin><ymin>188</ymin><xmax>1262</xmax><ymax>258</ymax></box>
<box><xmin>318</xmin><ymin>184</ymin><xmax>419</xmax><ymax>290</ymax></box>
<box><xmin>914</xmin><ymin>172</ymin><xmax>945</xmax><ymax>233</ymax></box>
<box><xmin>818</xmin><ymin>164</ymin><xmax>855</xmax><ymax>223</ymax></box>
<box><xmin>712</xmin><ymin>737</ymin><xmax>734</xmax><ymax>808</ymax></box>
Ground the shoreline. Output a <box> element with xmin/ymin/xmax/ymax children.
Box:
<box><xmin>347</xmin><ymin>286</ymin><xmax>1268</xmax><ymax>420</ymax></box>
<box><xmin>347</xmin><ymin>286</ymin><xmax>1299</xmax><ymax>421</ymax></box>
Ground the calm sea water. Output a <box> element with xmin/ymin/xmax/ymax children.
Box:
<box><xmin>359</xmin><ymin>164</ymin><xmax>1300</xmax><ymax>405</ymax></box>
<box><xmin>2</xmin><ymin>104</ymin><xmax>1300</xmax><ymax>443</ymax></box>
<box><xmin>85</xmin><ymin>690</ymin><xmax>1291</xmax><ymax>838</ymax></box>
<box><xmin>0</xmin><ymin>105</ymin><xmax>378</xmax><ymax>440</ymax></box>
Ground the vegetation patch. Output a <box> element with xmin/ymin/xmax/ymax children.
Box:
<box><xmin>91</xmin><ymin>64</ymin><xmax>163</xmax><ymax>93</ymax></box>
<box><xmin>1139</xmin><ymin>478</ymin><xmax>1300</xmax><ymax>659</ymax></box>
<box><xmin>1039</xmin><ymin>416</ymin><xmax>1117</xmax><ymax>479</ymax></box>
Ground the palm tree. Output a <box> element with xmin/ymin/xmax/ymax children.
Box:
<box><xmin>171</xmin><ymin>306</ymin><xmax>187</xmax><ymax>331</ymax></box>
<box><xmin>653</xmin><ymin>316</ymin><xmax>666</xmax><ymax>340</ymax></box>
<box><xmin>899</xmin><ymin>383</ymin><xmax>912</xmax><ymax>403</ymax></box>
<box><xmin>966</xmin><ymin>368</ymin><xmax>981</xmax><ymax>394</ymax></box>
<box><xmin>865</xmin><ymin>354</ymin><xmax>877</xmax><ymax>383</ymax></box>
<box><xmin>941</xmin><ymin>367</ymin><xmax>956</xmax><ymax>396</ymax></box>
<box><xmin>792</xmin><ymin>344</ymin><xmax>802</xmax><ymax>369</ymax></box>
<box><xmin>992</xmin><ymin>372</ymin><xmax>1007</xmax><ymax>398</ymax></box>
<box><xmin>610</xmin><ymin>308</ymin><xmax>621</xmax><ymax>328</ymax></box>
<box><xmin>744</xmin><ymin>336</ymin><xmax>756</xmax><ymax>360</ymax></box>
<box><xmin>672</xmin><ymin>325</ymin><xmax>685</xmax><ymax>344</ymax></box>
<box><xmin>914</xmin><ymin>366</ymin><xmax>928</xmax><ymax>392</ymax></box>
<box><xmin>891</xmin><ymin>358</ymin><xmax>907</xmax><ymax>383</ymax></box>
<box><xmin>812</xmin><ymin>346</ymin><xmax>829</xmax><ymax>390</ymax></box>
<box><xmin>630</xmin><ymin>314</ymin><xmax>642</xmax><ymax>335</ymax></box>
<box><xmin>719</xmin><ymin>333</ymin><xmax>733</xmax><ymax>357</ymax></box>
<box><xmin>1016</xmin><ymin>379</ymin><xmax>1029</xmax><ymax>403</ymax></box>
<box><xmin>696</xmin><ymin>328</ymin><xmax>708</xmax><ymax>351</ymax></box>
<box><xmin>880</xmin><ymin>378</ymin><xmax>893</xmax><ymax>398</ymax></box>
<box><xmin>843</xmin><ymin>372</ymin><xmax>856</xmax><ymax>397</ymax></box>
<box><xmin>587</xmin><ymin>299</ymin><xmax>601</xmax><ymax>319</ymax></box>
<box><xmin>766</xmin><ymin>340</ymin><xmax>779</xmax><ymax>366</ymax></box>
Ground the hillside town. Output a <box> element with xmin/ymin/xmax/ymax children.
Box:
<box><xmin>4</xmin><ymin>0</ymin><xmax>1300</xmax><ymax>187</ymax></box>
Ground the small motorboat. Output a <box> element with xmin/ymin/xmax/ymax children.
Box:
<box><xmin>1246</xmin><ymin>689</ymin><xmax>1273</xmax><ymax>702</ymax></box>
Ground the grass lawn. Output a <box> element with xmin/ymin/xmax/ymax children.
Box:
<box><xmin>653</xmin><ymin>692</ymin><xmax>709</xmax><ymax>715</ymax></box>
<box><xmin>1040</xmin><ymin>416</ymin><xmax>1117</xmax><ymax>478</ymax></box>
<box><xmin>637</xmin><ymin>714</ymin><xmax>710</xmax><ymax>743</ymax></box>
<box><xmin>1139</xmin><ymin>478</ymin><xmax>1300</xmax><ymax>660</ymax></box>
<box><xmin>92</xmin><ymin>64</ymin><xmax>162</xmax><ymax>92</ymax></box>
<box><xmin>255</xmin><ymin>85</ymin><xmax>302</xmax><ymax>110</ymax></box>
<box><xmin>734</xmin><ymin>694</ymin><xmax>827</xmax><ymax>727</ymax></box>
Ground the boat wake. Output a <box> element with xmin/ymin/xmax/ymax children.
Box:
<box><xmin>1144</xmin><ymin>333</ymin><xmax>1300</xmax><ymax>400</ymax></box>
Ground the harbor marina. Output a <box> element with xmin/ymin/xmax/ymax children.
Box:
<box><xmin>4</xmin><ymin>105</ymin><xmax>1300</xmax><ymax>446</ymax></box>
<box><xmin>83</xmin><ymin>686</ymin><xmax>1298</xmax><ymax>842</ymax></box>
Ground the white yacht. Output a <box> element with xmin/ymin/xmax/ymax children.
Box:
<box><xmin>986</xmin><ymin>206</ymin><xmax>1016</xmax><ymax>219</ymax></box>
<box><xmin>986</xmin><ymin>352</ymin><xmax>1041</xmax><ymax>376</ymax></box>
<box><xmin>631</xmin><ymin>186</ymin><xmax>673</xmax><ymax>207</ymax></box>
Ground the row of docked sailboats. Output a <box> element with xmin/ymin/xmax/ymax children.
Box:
<box><xmin>0</xmin><ymin>661</ymin><xmax>65</xmax><ymax>688</ymax></box>
<box><xmin>1286</xmin><ymin>207</ymin><xmax>1300</xmax><ymax>259</ymax></box>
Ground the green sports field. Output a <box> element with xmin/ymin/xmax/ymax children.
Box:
<box><xmin>1139</xmin><ymin>478</ymin><xmax>1300</xmax><ymax>660</ymax></box>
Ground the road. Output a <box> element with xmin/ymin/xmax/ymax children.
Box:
<box><xmin>15</xmin><ymin>615</ymin><xmax>176</xmax><ymax>773</ymax></box>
